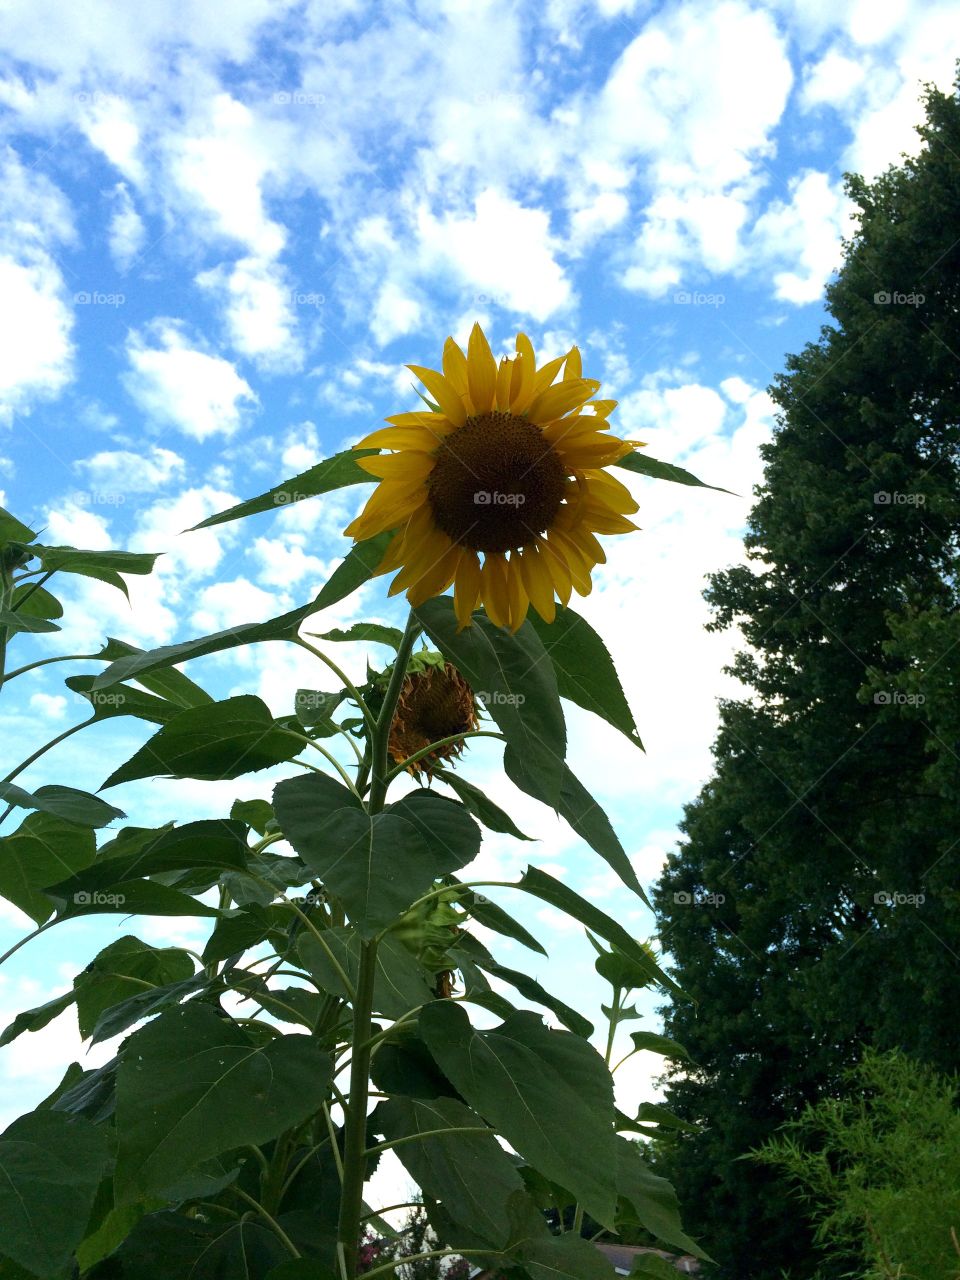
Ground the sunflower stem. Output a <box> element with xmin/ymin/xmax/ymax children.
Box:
<box><xmin>384</xmin><ymin>729</ymin><xmax>505</xmax><ymax>781</ymax></box>
<box><xmin>337</xmin><ymin>610</ymin><xmax>420</xmax><ymax>1280</ymax></box>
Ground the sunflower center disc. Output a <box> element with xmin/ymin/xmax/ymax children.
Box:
<box><xmin>427</xmin><ymin>412</ymin><xmax>566</xmax><ymax>553</ymax></box>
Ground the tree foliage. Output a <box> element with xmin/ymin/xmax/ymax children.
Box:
<box><xmin>652</xmin><ymin>71</ymin><xmax>960</xmax><ymax>1280</ymax></box>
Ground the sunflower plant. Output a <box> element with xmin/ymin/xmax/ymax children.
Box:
<box><xmin>0</xmin><ymin>327</ymin><xmax>722</xmax><ymax>1280</ymax></box>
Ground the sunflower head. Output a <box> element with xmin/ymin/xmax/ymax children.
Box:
<box><xmin>345</xmin><ymin>323</ymin><xmax>643</xmax><ymax>631</ymax></box>
<box><xmin>387</xmin><ymin>657</ymin><xmax>479</xmax><ymax>778</ymax></box>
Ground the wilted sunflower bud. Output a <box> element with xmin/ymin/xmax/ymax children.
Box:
<box><xmin>388</xmin><ymin>660</ymin><xmax>479</xmax><ymax>778</ymax></box>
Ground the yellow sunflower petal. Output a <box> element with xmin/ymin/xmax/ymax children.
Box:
<box><xmin>442</xmin><ymin>337</ymin><xmax>469</xmax><ymax>399</ymax></box>
<box><xmin>548</xmin><ymin>530</ymin><xmax>594</xmax><ymax>594</ymax></box>
<box><xmin>566</xmin><ymin>526</ymin><xmax>606</xmax><ymax>565</ymax></box>
<box><xmin>388</xmin><ymin>529</ymin><xmax>455</xmax><ymax>595</ymax></box>
<box><xmin>527</xmin><ymin>378</ymin><xmax>602</xmax><ymax>426</ymax></box>
<box><xmin>517</xmin><ymin>544</ymin><xmax>556</xmax><ymax>624</ymax></box>
<box><xmin>536</xmin><ymin>535</ymin><xmax>573</xmax><ymax>607</ymax></box>
<box><xmin>580</xmin><ymin>510</ymin><xmax>640</xmax><ymax>535</ymax></box>
<box><xmin>466</xmin><ymin>323</ymin><xmax>497</xmax><ymax>415</ymax></box>
<box><xmin>582</xmin><ymin>470</ymin><xmax>639</xmax><ymax>513</ymax></box>
<box><xmin>407</xmin><ymin>365</ymin><xmax>467</xmax><ymax>427</ymax></box>
<box><xmin>563</xmin><ymin>346</ymin><xmax>582</xmax><ymax>382</ymax></box>
<box><xmin>530</xmin><ymin>353</ymin><xmax>566</xmax><ymax>397</ymax></box>
<box><xmin>454</xmin><ymin>549</ymin><xmax>482</xmax><ymax>629</ymax></box>
<box><xmin>504</xmin><ymin>552</ymin><xmax>529</xmax><ymax>631</ymax></box>
<box><xmin>344</xmin><ymin>479</ymin><xmax>427</xmax><ymax>538</ymax></box>
<box><xmin>406</xmin><ymin>545</ymin><xmax>462</xmax><ymax>607</ymax></box>
<box><xmin>356</xmin><ymin>451</ymin><xmax>435</xmax><ymax>481</ymax></box>
<box><xmin>480</xmin><ymin>552</ymin><xmax>510</xmax><ymax>627</ymax></box>
<box><xmin>588</xmin><ymin>399</ymin><xmax>618</xmax><ymax>419</ymax></box>
<box><xmin>496</xmin><ymin>356</ymin><xmax>513</xmax><ymax>411</ymax></box>
<box><xmin>383</xmin><ymin>411</ymin><xmax>449</xmax><ymax>429</ymax></box>
<box><xmin>355</xmin><ymin>426</ymin><xmax>445</xmax><ymax>451</ymax></box>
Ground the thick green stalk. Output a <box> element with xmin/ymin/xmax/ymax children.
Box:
<box><xmin>336</xmin><ymin>611</ymin><xmax>420</xmax><ymax>1280</ymax></box>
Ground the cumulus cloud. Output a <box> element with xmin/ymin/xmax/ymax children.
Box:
<box><xmin>124</xmin><ymin>321</ymin><xmax>258</xmax><ymax>440</ymax></box>
<box><xmin>107</xmin><ymin>182</ymin><xmax>147</xmax><ymax>271</ymax></box>
<box><xmin>75</xmin><ymin>445</ymin><xmax>185</xmax><ymax>494</ymax></box>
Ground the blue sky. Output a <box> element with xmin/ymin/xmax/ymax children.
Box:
<box><xmin>1</xmin><ymin>0</ymin><xmax>958</xmax><ymax>1184</ymax></box>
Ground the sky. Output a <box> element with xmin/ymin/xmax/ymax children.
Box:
<box><xmin>0</xmin><ymin>0</ymin><xmax>958</xmax><ymax>1208</ymax></box>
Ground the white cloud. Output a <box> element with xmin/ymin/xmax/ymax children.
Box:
<box><xmin>750</xmin><ymin>170</ymin><xmax>854</xmax><ymax>303</ymax></box>
<box><xmin>415</xmin><ymin>189</ymin><xmax>573</xmax><ymax>321</ymax></box>
<box><xmin>124</xmin><ymin>321</ymin><xmax>258</xmax><ymax>441</ymax></box>
<box><xmin>190</xmin><ymin>577</ymin><xmax>281</xmax><ymax>632</ymax></box>
<box><xmin>370</xmin><ymin>281</ymin><xmax>423</xmax><ymax>347</ymax></box>
<box><xmin>28</xmin><ymin>693</ymin><xmax>67</xmax><ymax>720</ymax></box>
<box><xmin>107</xmin><ymin>182</ymin><xmax>146</xmax><ymax>271</ymax></box>
<box><xmin>0</xmin><ymin>149</ymin><xmax>75</xmax><ymax>424</ymax></box>
<box><xmin>75</xmin><ymin>445</ymin><xmax>185</xmax><ymax>495</ymax></box>
<box><xmin>196</xmin><ymin>256</ymin><xmax>304</xmax><ymax>371</ymax></box>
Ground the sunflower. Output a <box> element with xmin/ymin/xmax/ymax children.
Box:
<box><xmin>387</xmin><ymin>660</ymin><xmax>478</xmax><ymax>778</ymax></box>
<box><xmin>345</xmin><ymin>323</ymin><xmax>642</xmax><ymax>630</ymax></box>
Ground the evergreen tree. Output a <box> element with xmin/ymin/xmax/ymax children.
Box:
<box><xmin>652</xmin><ymin>72</ymin><xmax>960</xmax><ymax>1280</ymax></box>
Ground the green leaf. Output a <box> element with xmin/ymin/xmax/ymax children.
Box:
<box><xmin>9</xmin><ymin>584</ymin><xmax>62</xmax><ymax>619</ymax></box>
<box><xmin>415</xmin><ymin>596</ymin><xmax>567</xmax><ymax>808</ymax></box>
<box><xmin>102</xmin><ymin>695</ymin><xmax>303</xmax><ymax>786</ymax></box>
<box><xmin>0</xmin><ymin>783</ymin><xmax>124</xmax><ymax>829</ymax></box>
<box><xmin>0</xmin><ymin>506</ymin><xmax>37</xmax><ymax>545</ymax></box>
<box><xmin>113</xmin><ymin>1003</ymin><xmax>333</xmax><ymax>1203</ymax></box>
<box><xmin>0</xmin><ymin>813</ymin><xmax>96</xmax><ymax>924</ymax></box>
<box><xmin>453</xmin><ymin>940</ymin><xmax>592</xmax><ymax>1038</ymax></box>
<box><xmin>528</xmin><ymin>606</ymin><xmax>643</xmax><ymax>750</ymax></box>
<box><xmin>552</xmin><ymin>764</ymin><xmax>649</xmax><ymax>901</ymax></box>
<box><xmin>370</xmin><ymin>1033</ymin><xmax>459</xmax><ymax>1101</ymax></box>
<box><xmin>293</xmin><ymin>687</ymin><xmax>345</xmax><ymax>730</ymax></box>
<box><xmin>628</xmin><ymin>1031</ymin><xmax>690</xmax><ymax>1061</ymax></box>
<box><xmin>0</xmin><ymin>607</ymin><xmax>60</xmax><ymax>634</ymax></box>
<box><xmin>188</xmin><ymin>448</ymin><xmax>376</xmax><ymax>531</ymax></box>
<box><xmin>503</xmin><ymin>1191</ymin><xmax>619</xmax><ymax>1280</ymax></box>
<box><xmin>376</xmin><ymin>1096</ymin><xmax>524</xmax><ymax>1248</ymax></box>
<box><xmin>23</xmin><ymin>545</ymin><xmax>159</xmax><ymax>602</ymax></box>
<box><xmin>95</xmin><ymin>1211</ymin><xmax>289</xmax><ymax>1278</ymax></box>
<box><xmin>0</xmin><ymin>1110</ymin><xmax>110</xmax><ymax>1276</ymax></box>
<box><xmin>419</xmin><ymin>1002</ymin><xmax>617</xmax><ymax>1227</ymax></box>
<box><xmin>0</xmin><ymin>991</ymin><xmax>75</xmax><ymax>1048</ymax></box>
<box><xmin>615</xmin><ymin>451</ymin><xmax>734</xmax><ymax>494</ymax></box>
<box><xmin>54</xmin><ymin>880</ymin><xmax>221</xmax><ymax>920</ymax></box>
<box><xmin>92</xmin><ymin>536</ymin><xmax>391</xmax><ymax>695</ymax></box>
<box><xmin>89</xmin><ymin>974</ymin><xmax>211</xmax><ymax>1044</ymax></box>
<box><xmin>627</xmin><ymin>1255</ymin><xmax>686</xmax><ymax>1280</ymax></box>
<box><xmin>615</xmin><ymin>1136</ymin><xmax>711</xmax><ymax>1260</ymax></box>
<box><xmin>455</xmin><ymin>885</ymin><xmax>547</xmax><ymax>956</ymax></box>
<box><xmin>97</xmin><ymin>638</ymin><xmax>213</xmax><ymax>708</ymax></box>
<box><xmin>595</xmin><ymin>944</ymin><xmax>659</xmax><ymax>991</ymax></box>
<box><xmin>433</xmin><ymin>768</ymin><xmax>533</xmax><ymax>841</ymax></box>
<box><xmin>73</xmin><ymin>936</ymin><xmax>195</xmax><ymax>1038</ymax></box>
<box><xmin>64</xmin><ymin>674</ymin><xmax>179</xmax><ymax>724</ymax></box>
<box><xmin>227</xmin><ymin>975</ymin><xmax>322</xmax><ymax>1030</ymax></box>
<box><xmin>274</xmin><ymin>775</ymin><xmax>478</xmax><ymax>936</ymax></box>
<box><xmin>314</xmin><ymin>622</ymin><xmax>404</xmax><ymax>648</ymax></box>
<box><xmin>310</xmin><ymin>532</ymin><xmax>393</xmax><ymax>611</ymax></box>
<box><xmin>202</xmin><ymin>903</ymin><xmax>287</xmax><ymax>963</ymax></box>
<box><xmin>48</xmin><ymin>820</ymin><xmax>249</xmax><ymax>898</ymax></box>
<box><xmin>517</xmin><ymin>868</ymin><xmax>681</xmax><ymax>997</ymax></box>
<box><xmin>299</xmin><ymin>928</ymin><xmax>436</xmax><ymax>1018</ymax></box>
<box><xmin>230</xmin><ymin>797</ymin><xmax>274</xmax><ymax>835</ymax></box>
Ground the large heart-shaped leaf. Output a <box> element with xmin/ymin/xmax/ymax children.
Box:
<box><xmin>298</xmin><ymin>929</ymin><xmax>436</xmax><ymax>1018</ymax></box>
<box><xmin>0</xmin><ymin>1110</ymin><xmax>110</xmax><ymax>1276</ymax></box>
<box><xmin>73</xmin><ymin>936</ymin><xmax>195</xmax><ymax>1038</ymax></box>
<box><xmin>113</xmin><ymin>1003</ymin><xmax>332</xmax><ymax>1203</ymax></box>
<box><xmin>420</xmin><ymin>1002</ymin><xmax>617</xmax><ymax>1227</ymax></box>
<box><xmin>0</xmin><ymin>813</ymin><xmax>96</xmax><ymax>924</ymax></box>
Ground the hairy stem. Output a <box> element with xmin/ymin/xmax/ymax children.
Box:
<box><xmin>336</xmin><ymin>611</ymin><xmax>420</xmax><ymax>1279</ymax></box>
